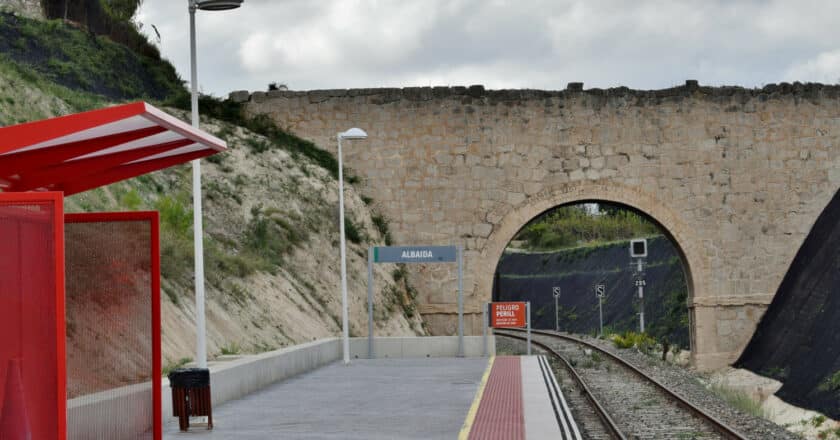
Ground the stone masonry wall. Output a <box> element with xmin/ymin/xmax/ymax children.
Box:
<box><xmin>238</xmin><ymin>81</ymin><xmax>840</xmax><ymax>370</ymax></box>
<box><xmin>0</xmin><ymin>0</ymin><xmax>43</xmax><ymax>19</ymax></box>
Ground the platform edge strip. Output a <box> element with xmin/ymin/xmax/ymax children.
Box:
<box><xmin>458</xmin><ymin>356</ymin><xmax>495</xmax><ymax>440</ymax></box>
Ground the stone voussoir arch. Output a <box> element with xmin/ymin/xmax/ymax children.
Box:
<box><xmin>473</xmin><ymin>180</ymin><xmax>707</xmax><ymax>347</ymax></box>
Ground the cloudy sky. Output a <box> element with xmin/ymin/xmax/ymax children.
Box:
<box><xmin>136</xmin><ymin>0</ymin><xmax>840</xmax><ymax>97</ymax></box>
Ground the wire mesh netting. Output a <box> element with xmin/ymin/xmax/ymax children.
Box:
<box><xmin>735</xmin><ymin>188</ymin><xmax>840</xmax><ymax>419</ymax></box>
<box><xmin>65</xmin><ymin>216</ymin><xmax>157</xmax><ymax>440</ymax></box>
<box><xmin>0</xmin><ymin>198</ymin><xmax>62</xmax><ymax>439</ymax></box>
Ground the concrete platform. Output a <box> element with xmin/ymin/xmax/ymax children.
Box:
<box><xmin>164</xmin><ymin>357</ymin><xmax>489</xmax><ymax>439</ymax></box>
<box><xmin>463</xmin><ymin>356</ymin><xmax>579</xmax><ymax>440</ymax></box>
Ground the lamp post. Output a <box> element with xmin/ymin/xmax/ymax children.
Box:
<box><xmin>189</xmin><ymin>0</ymin><xmax>243</xmax><ymax>369</ymax></box>
<box><xmin>338</xmin><ymin>128</ymin><xmax>368</xmax><ymax>365</ymax></box>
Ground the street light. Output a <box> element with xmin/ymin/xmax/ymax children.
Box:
<box><xmin>338</xmin><ymin>128</ymin><xmax>368</xmax><ymax>365</ymax></box>
<box><xmin>188</xmin><ymin>0</ymin><xmax>244</xmax><ymax>369</ymax></box>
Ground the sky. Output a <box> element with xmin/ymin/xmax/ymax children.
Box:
<box><xmin>136</xmin><ymin>0</ymin><xmax>840</xmax><ymax>97</ymax></box>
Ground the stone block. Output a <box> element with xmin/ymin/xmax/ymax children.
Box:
<box><xmin>229</xmin><ymin>90</ymin><xmax>251</xmax><ymax>103</ymax></box>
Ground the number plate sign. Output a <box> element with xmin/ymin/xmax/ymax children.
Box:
<box><xmin>490</xmin><ymin>302</ymin><xmax>527</xmax><ymax>328</ymax></box>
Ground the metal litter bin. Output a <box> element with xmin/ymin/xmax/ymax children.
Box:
<box><xmin>169</xmin><ymin>368</ymin><xmax>213</xmax><ymax>431</ymax></box>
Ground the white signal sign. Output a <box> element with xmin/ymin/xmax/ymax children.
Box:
<box><xmin>595</xmin><ymin>284</ymin><xmax>606</xmax><ymax>297</ymax></box>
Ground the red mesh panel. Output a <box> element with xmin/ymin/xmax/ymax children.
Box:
<box><xmin>65</xmin><ymin>212</ymin><xmax>161</xmax><ymax>440</ymax></box>
<box><xmin>0</xmin><ymin>193</ymin><xmax>64</xmax><ymax>440</ymax></box>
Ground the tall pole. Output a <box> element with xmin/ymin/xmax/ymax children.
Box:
<box><xmin>189</xmin><ymin>0</ymin><xmax>207</xmax><ymax>369</ymax></box>
<box><xmin>457</xmin><ymin>245</ymin><xmax>464</xmax><ymax>357</ymax></box>
<box><xmin>367</xmin><ymin>247</ymin><xmax>374</xmax><ymax>359</ymax></box>
<box><xmin>526</xmin><ymin>301</ymin><xmax>531</xmax><ymax>356</ymax></box>
<box><xmin>338</xmin><ymin>135</ymin><xmax>351</xmax><ymax>365</ymax></box>
<box><xmin>639</xmin><ymin>283</ymin><xmax>645</xmax><ymax>333</ymax></box>
<box><xmin>598</xmin><ymin>295</ymin><xmax>604</xmax><ymax>337</ymax></box>
<box><xmin>637</xmin><ymin>259</ymin><xmax>645</xmax><ymax>334</ymax></box>
<box><xmin>482</xmin><ymin>303</ymin><xmax>487</xmax><ymax>357</ymax></box>
<box><xmin>554</xmin><ymin>291</ymin><xmax>560</xmax><ymax>332</ymax></box>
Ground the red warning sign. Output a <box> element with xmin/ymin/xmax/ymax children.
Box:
<box><xmin>490</xmin><ymin>302</ymin><xmax>527</xmax><ymax>328</ymax></box>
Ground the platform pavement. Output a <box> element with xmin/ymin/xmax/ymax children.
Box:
<box><xmin>461</xmin><ymin>355</ymin><xmax>575</xmax><ymax>440</ymax></box>
<box><xmin>163</xmin><ymin>357</ymin><xmax>489</xmax><ymax>439</ymax></box>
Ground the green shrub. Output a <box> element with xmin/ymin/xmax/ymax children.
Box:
<box><xmin>244</xmin><ymin>205</ymin><xmax>307</xmax><ymax>268</ymax></box>
<box><xmin>710</xmin><ymin>383</ymin><xmax>767</xmax><ymax>419</ymax></box>
<box><xmin>120</xmin><ymin>189</ymin><xmax>143</xmax><ymax>210</ymax></box>
<box><xmin>159</xmin><ymin>229</ymin><xmax>192</xmax><ymax>282</ymax></box>
<box><xmin>344</xmin><ymin>217</ymin><xmax>364</xmax><ymax>244</ymax></box>
<box><xmin>220</xmin><ymin>343</ymin><xmax>241</xmax><ymax>355</ymax></box>
<box><xmin>392</xmin><ymin>265</ymin><xmax>407</xmax><ymax>282</ymax></box>
<box><xmin>244</xmin><ymin>137</ymin><xmax>271</xmax><ymax>154</ymax></box>
<box><xmin>610</xmin><ymin>331</ymin><xmax>657</xmax><ymax>352</ymax></box>
<box><xmin>155</xmin><ymin>195</ymin><xmax>191</xmax><ymax>237</ymax></box>
<box><xmin>818</xmin><ymin>370</ymin><xmax>840</xmax><ymax>392</ymax></box>
<box><xmin>513</xmin><ymin>204</ymin><xmax>660</xmax><ymax>251</ymax></box>
<box><xmin>161</xmin><ymin>357</ymin><xmax>192</xmax><ymax>377</ymax></box>
<box><xmin>371</xmin><ymin>213</ymin><xmax>391</xmax><ymax>242</ymax></box>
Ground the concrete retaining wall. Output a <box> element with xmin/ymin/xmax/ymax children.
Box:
<box><xmin>69</xmin><ymin>336</ymin><xmax>494</xmax><ymax>435</ymax></box>
<box><xmin>203</xmin><ymin>338</ymin><xmax>341</xmax><ymax>407</ymax></box>
<box><xmin>349</xmin><ymin>336</ymin><xmax>494</xmax><ymax>359</ymax></box>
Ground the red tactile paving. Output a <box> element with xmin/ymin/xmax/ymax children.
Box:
<box><xmin>468</xmin><ymin>356</ymin><xmax>524</xmax><ymax>440</ymax></box>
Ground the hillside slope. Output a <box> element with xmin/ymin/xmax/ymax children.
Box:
<box><xmin>0</xmin><ymin>14</ymin><xmax>424</xmax><ymax>369</ymax></box>
<box><xmin>62</xmin><ymin>113</ymin><xmax>425</xmax><ymax>367</ymax></box>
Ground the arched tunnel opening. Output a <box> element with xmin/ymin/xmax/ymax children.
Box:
<box><xmin>491</xmin><ymin>201</ymin><xmax>692</xmax><ymax>349</ymax></box>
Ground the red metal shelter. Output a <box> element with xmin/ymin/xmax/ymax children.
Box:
<box><xmin>0</xmin><ymin>102</ymin><xmax>226</xmax><ymax>440</ymax></box>
<box><xmin>0</xmin><ymin>101</ymin><xmax>225</xmax><ymax>194</ymax></box>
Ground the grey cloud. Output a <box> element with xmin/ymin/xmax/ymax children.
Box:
<box><xmin>136</xmin><ymin>0</ymin><xmax>840</xmax><ymax>95</ymax></box>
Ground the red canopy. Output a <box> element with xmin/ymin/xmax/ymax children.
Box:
<box><xmin>0</xmin><ymin>102</ymin><xmax>226</xmax><ymax>195</ymax></box>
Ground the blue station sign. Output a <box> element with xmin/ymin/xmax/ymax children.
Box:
<box><xmin>373</xmin><ymin>245</ymin><xmax>457</xmax><ymax>263</ymax></box>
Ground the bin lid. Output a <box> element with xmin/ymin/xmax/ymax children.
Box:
<box><xmin>168</xmin><ymin>367</ymin><xmax>211</xmax><ymax>388</ymax></box>
<box><xmin>0</xmin><ymin>102</ymin><xmax>226</xmax><ymax>195</ymax></box>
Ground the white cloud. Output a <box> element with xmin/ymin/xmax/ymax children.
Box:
<box><xmin>784</xmin><ymin>49</ymin><xmax>840</xmax><ymax>84</ymax></box>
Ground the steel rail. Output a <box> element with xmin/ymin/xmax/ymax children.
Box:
<box><xmin>502</xmin><ymin>328</ymin><xmax>749</xmax><ymax>440</ymax></box>
<box><xmin>495</xmin><ymin>331</ymin><xmax>627</xmax><ymax>440</ymax></box>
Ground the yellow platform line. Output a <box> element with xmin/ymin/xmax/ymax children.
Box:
<box><xmin>458</xmin><ymin>356</ymin><xmax>495</xmax><ymax>440</ymax></box>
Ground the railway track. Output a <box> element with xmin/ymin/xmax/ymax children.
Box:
<box><xmin>496</xmin><ymin>329</ymin><xmax>749</xmax><ymax>440</ymax></box>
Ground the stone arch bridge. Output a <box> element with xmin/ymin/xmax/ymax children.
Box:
<box><xmin>236</xmin><ymin>82</ymin><xmax>840</xmax><ymax>370</ymax></box>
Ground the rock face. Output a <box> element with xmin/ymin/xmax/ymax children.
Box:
<box><xmin>0</xmin><ymin>0</ymin><xmax>43</xmax><ymax>19</ymax></box>
<box><xmin>240</xmin><ymin>82</ymin><xmax>840</xmax><ymax>370</ymax></box>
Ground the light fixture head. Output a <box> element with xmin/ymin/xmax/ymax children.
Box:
<box><xmin>339</xmin><ymin>128</ymin><xmax>368</xmax><ymax>140</ymax></box>
<box><xmin>196</xmin><ymin>0</ymin><xmax>243</xmax><ymax>11</ymax></box>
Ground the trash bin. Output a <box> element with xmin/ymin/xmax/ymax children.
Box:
<box><xmin>168</xmin><ymin>368</ymin><xmax>213</xmax><ymax>431</ymax></box>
